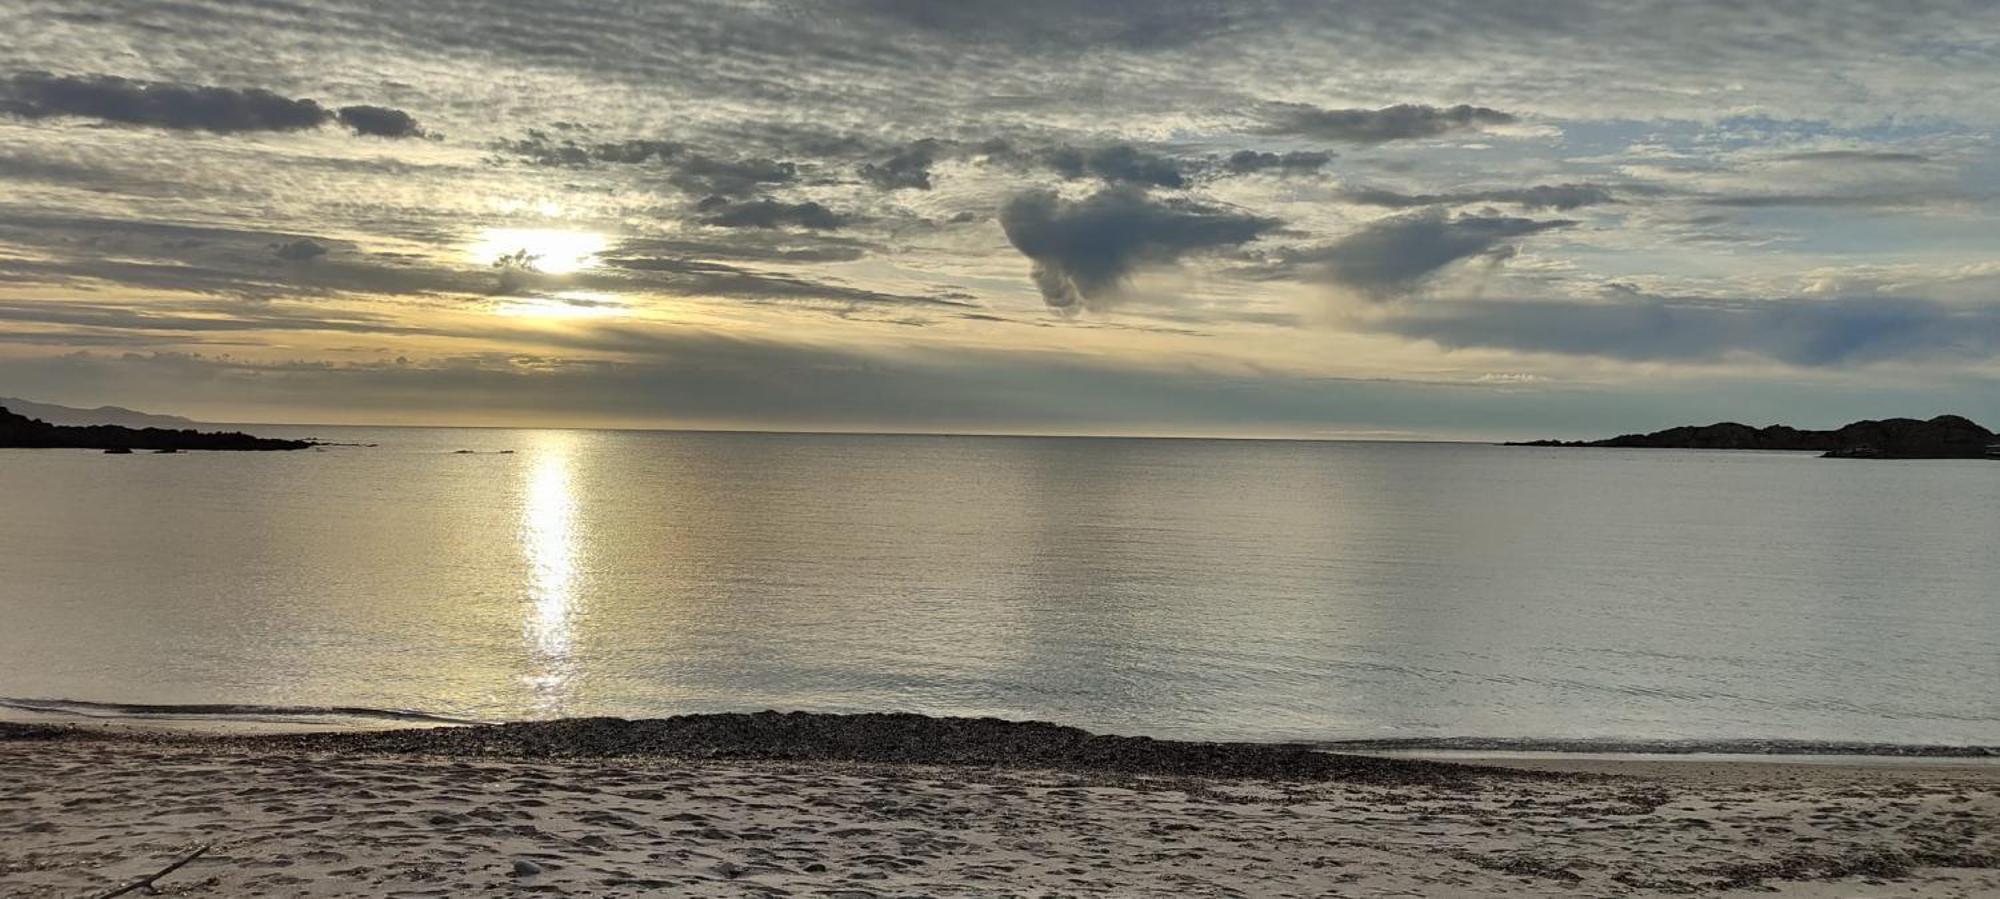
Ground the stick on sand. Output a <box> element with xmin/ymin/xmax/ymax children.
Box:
<box><xmin>91</xmin><ymin>843</ymin><xmax>211</xmax><ymax>899</ymax></box>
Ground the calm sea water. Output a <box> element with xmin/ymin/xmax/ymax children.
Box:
<box><xmin>2</xmin><ymin>428</ymin><xmax>1996</xmax><ymax>746</ymax></box>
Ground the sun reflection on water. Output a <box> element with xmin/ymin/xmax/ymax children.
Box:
<box><xmin>521</xmin><ymin>432</ymin><xmax>582</xmax><ymax>714</ymax></box>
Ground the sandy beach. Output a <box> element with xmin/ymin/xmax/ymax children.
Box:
<box><xmin>1</xmin><ymin>716</ymin><xmax>1995</xmax><ymax>897</ymax></box>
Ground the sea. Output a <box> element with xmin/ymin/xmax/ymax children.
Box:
<box><xmin>2</xmin><ymin>427</ymin><xmax>1996</xmax><ymax>750</ymax></box>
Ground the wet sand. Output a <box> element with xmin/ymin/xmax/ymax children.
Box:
<box><xmin>2</xmin><ymin>716</ymin><xmax>1996</xmax><ymax>897</ymax></box>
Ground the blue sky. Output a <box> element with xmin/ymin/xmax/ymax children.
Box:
<box><xmin>2</xmin><ymin>0</ymin><xmax>1999</xmax><ymax>438</ymax></box>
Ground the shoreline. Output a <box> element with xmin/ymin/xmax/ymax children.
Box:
<box><xmin>3</xmin><ymin>714</ymin><xmax>1996</xmax><ymax>897</ymax></box>
<box><xmin>6</xmin><ymin>698</ymin><xmax>1997</xmax><ymax>764</ymax></box>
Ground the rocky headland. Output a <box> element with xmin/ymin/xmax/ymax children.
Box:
<box><xmin>0</xmin><ymin>405</ymin><xmax>312</xmax><ymax>452</ymax></box>
<box><xmin>1514</xmin><ymin>414</ymin><xmax>1998</xmax><ymax>459</ymax></box>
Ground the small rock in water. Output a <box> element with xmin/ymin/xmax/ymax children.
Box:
<box><xmin>511</xmin><ymin>859</ymin><xmax>543</xmax><ymax>876</ymax></box>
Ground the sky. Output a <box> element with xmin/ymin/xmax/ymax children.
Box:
<box><xmin>3</xmin><ymin>1</ymin><xmax>2000</xmax><ymax>439</ymax></box>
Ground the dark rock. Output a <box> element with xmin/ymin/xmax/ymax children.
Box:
<box><xmin>1513</xmin><ymin>414</ymin><xmax>1997</xmax><ymax>460</ymax></box>
<box><xmin>1</xmin><ymin>405</ymin><xmax>311</xmax><ymax>452</ymax></box>
<box><xmin>511</xmin><ymin>859</ymin><xmax>542</xmax><ymax>876</ymax></box>
<box><xmin>251</xmin><ymin>710</ymin><xmax>1517</xmax><ymax>785</ymax></box>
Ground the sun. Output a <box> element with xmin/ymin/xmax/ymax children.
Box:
<box><xmin>468</xmin><ymin>228</ymin><xmax>608</xmax><ymax>275</ymax></box>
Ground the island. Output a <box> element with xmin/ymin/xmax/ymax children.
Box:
<box><xmin>0</xmin><ymin>405</ymin><xmax>313</xmax><ymax>452</ymax></box>
<box><xmin>1513</xmin><ymin>414</ymin><xmax>1999</xmax><ymax>459</ymax></box>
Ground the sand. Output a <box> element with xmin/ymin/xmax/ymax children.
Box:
<box><xmin>1</xmin><ymin>718</ymin><xmax>1995</xmax><ymax>897</ymax></box>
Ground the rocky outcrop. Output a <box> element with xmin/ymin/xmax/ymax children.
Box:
<box><xmin>0</xmin><ymin>406</ymin><xmax>312</xmax><ymax>451</ymax></box>
<box><xmin>1514</xmin><ymin>415</ymin><xmax>1997</xmax><ymax>459</ymax></box>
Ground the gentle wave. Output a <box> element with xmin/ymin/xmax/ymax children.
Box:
<box><xmin>0</xmin><ymin>697</ymin><xmax>488</xmax><ymax>727</ymax></box>
<box><xmin>1318</xmin><ymin>736</ymin><xmax>2000</xmax><ymax>758</ymax></box>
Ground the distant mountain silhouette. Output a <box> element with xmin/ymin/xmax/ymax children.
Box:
<box><xmin>0</xmin><ymin>405</ymin><xmax>311</xmax><ymax>452</ymax></box>
<box><xmin>1515</xmin><ymin>415</ymin><xmax>1998</xmax><ymax>459</ymax></box>
<box><xmin>0</xmin><ymin>397</ymin><xmax>198</xmax><ymax>429</ymax></box>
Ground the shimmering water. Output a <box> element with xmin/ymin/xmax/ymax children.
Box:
<box><xmin>2</xmin><ymin>428</ymin><xmax>1996</xmax><ymax>745</ymax></box>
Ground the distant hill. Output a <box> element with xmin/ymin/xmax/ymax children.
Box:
<box><xmin>1514</xmin><ymin>415</ymin><xmax>1998</xmax><ymax>459</ymax></box>
<box><xmin>0</xmin><ymin>405</ymin><xmax>311</xmax><ymax>452</ymax></box>
<box><xmin>0</xmin><ymin>397</ymin><xmax>199</xmax><ymax>429</ymax></box>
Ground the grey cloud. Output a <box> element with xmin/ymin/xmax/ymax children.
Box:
<box><xmin>1255</xmin><ymin>103</ymin><xmax>1516</xmax><ymax>144</ymax></box>
<box><xmin>1345</xmin><ymin>183</ymin><xmax>1614</xmax><ymax>211</ymax></box>
<box><xmin>1043</xmin><ymin>144</ymin><xmax>1185</xmax><ymax>188</ymax></box>
<box><xmin>1703</xmin><ymin>193</ymin><xmax>1935</xmax><ymax>209</ymax></box>
<box><xmin>595</xmin><ymin>255</ymin><xmax>964</xmax><ymax>307</ymax></box>
<box><xmin>272</xmin><ymin>238</ymin><xmax>329</xmax><ymax>261</ymax></box>
<box><xmin>999</xmin><ymin>186</ymin><xmax>1279</xmax><ymax>312</ymax></box>
<box><xmin>497</xmin><ymin>131</ymin><xmax>686</xmax><ymax>165</ymax></box>
<box><xmin>1772</xmin><ymin>150</ymin><xmax>1932</xmax><ymax>164</ymax></box>
<box><xmin>0</xmin><ymin>298</ymin><xmax>433</xmax><ymax>338</ymax></box>
<box><xmin>1222</xmin><ymin>150</ymin><xmax>1332</xmax><ymax>176</ymax></box>
<box><xmin>859</xmin><ymin>139</ymin><xmax>944</xmax><ymax>190</ymax></box>
<box><xmin>698</xmin><ymin>198</ymin><xmax>850</xmax><ymax>230</ymax></box>
<box><xmin>1381</xmin><ymin>292</ymin><xmax>2000</xmax><ymax>367</ymax></box>
<box><xmin>0</xmin><ymin>72</ymin><xmax>421</xmax><ymax>137</ymax></box>
<box><xmin>496</xmin><ymin>131</ymin><xmax>795</xmax><ymax>196</ymax></box>
<box><xmin>335</xmin><ymin>104</ymin><xmax>425</xmax><ymax>138</ymax></box>
<box><xmin>670</xmin><ymin>154</ymin><xmax>799</xmax><ymax>197</ymax></box>
<box><xmin>983</xmin><ymin>140</ymin><xmax>1187</xmax><ymax>188</ymax></box>
<box><xmin>606</xmin><ymin>234</ymin><xmax>872</xmax><ymax>264</ymax></box>
<box><xmin>1284</xmin><ymin>210</ymin><xmax>1573</xmax><ymax>297</ymax></box>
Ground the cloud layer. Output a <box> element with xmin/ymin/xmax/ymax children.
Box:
<box><xmin>1001</xmin><ymin>188</ymin><xmax>1278</xmax><ymax>311</ymax></box>
<box><xmin>0</xmin><ymin>72</ymin><xmax>423</xmax><ymax>138</ymax></box>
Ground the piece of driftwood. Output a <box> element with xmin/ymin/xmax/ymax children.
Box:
<box><xmin>90</xmin><ymin>843</ymin><xmax>211</xmax><ymax>899</ymax></box>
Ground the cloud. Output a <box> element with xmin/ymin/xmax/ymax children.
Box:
<box><xmin>669</xmin><ymin>154</ymin><xmax>799</xmax><ymax>197</ymax></box>
<box><xmin>1255</xmin><ymin>103</ymin><xmax>1516</xmax><ymax>144</ymax></box>
<box><xmin>999</xmin><ymin>186</ymin><xmax>1279</xmax><ymax>311</ymax></box>
<box><xmin>859</xmin><ymin>139</ymin><xmax>944</xmax><ymax>190</ymax></box>
<box><xmin>1702</xmin><ymin>192</ymin><xmax>1936</xmax><ymax>209</ymax></box>
<box><xmin>698</xmin><ymin>198</ymin><xmax>850</xmax><ymax>230</ymax></box>
<box><xmin>1772</xmin><ymin>150</ymin><xmax>1932</xmax><ymax>164</ymax></box>
<box><xmin>0</xmin><ymin>72</ymin><xmax>420</xmax><ymax>137</ymax></box>
<box><xmin>1042</xmin><ymin>144</ymin><xmax>1185</xmax><ymax>188</ymax></box>
<box><xmin>982</xmin><ymin>140</ymin><xmax>1188</xmax><ymax>188</ymax></box>
<box><xmin>1282</xmin><ymin>210</ymin><xmax>1573</xmax><ymax>297</ymax></box>
<box><xmin>272</xmin><ymin>238</ymin><xmax>329</xmax><ymax>261</ymax></box>
<box><xmin>334</xmin><ymin>105</ymin><xmax>425</xmax><ymax>138</ymax></box>
<box><xmin>1344</xmin><ymin>183</ymin><xmax>1614</xmax><ymax>211</ymax></box>
<box><xmin>1222</xmin><ymin>150</ymin><xmax>1332</xmax><ymax>176</ymax></box>
<box><xmin>1380</xmin><ymin>291</ymin><xmax>2000</xmax><ymax>367</ymax></box>
<box><xmin>594</xmin><ymin>255</ymin><xmax>966</xmax><ymax>307</ymax></box>
<box><xmin>497</xmin><ymin>131</ymin><xmax>686</xmax><ymax>165</ymax></box>
<box><xmin>495</xmin><ymin>132</ymin><xmax>795</xmax><ymax>196</ymax></box>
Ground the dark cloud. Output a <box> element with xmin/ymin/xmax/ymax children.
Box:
<box><xmin>1282</xmin><ymin>210</ymin><xmax>1573</xmax><ymax>297</ymax></box>
<box><xmin>496</xmin><ymin>132</ymin><xmax>796</xmax><ymax>196</ymax></box>
<box><xmin>1222</xmin><ymin>150</ymin><xmax>1332</xmax><ymax>176</ymax></box>
<box><xmin>1380</xmin><ymin>291</ymin><xmax>2000</xmax><ymax>367</ymax></box>
<box><xmin>0</xmin><ymin>298</ymin><xmax>431</xmax><ymax>338</ymax></box>
<box><xmin>1344</xmin><ymin>183</ymin><xmax>1614</xmax><ymax>211</ymax></box>
<box><xmin>0</xmin><ymin>72</ymin><xmax>420</xmax><ymax>137</ymax></box>
<box><xmin>699</xmin><ymin>198</ymin><xmax>850</xmax><ymax>230</ymax></box>
<box><xmin>497</xmin><ymin>131</ymin><xmax>686</xmax><ymax>165</ymax></box>
<box><xmin>1255</xmin><ymin>102</ymin><xmax>1517</xmax><ymax>144</ymax></box>
<box><xmin>596</xmin><ymin>255</ymin><xmax>968</xmax><ymax>307</ymax></box>
<box><xmin>605</xmin><ymin>234</ymin><xmax>872</xmax><ymax>264</ymax></box>
<box><xmin>335</xmin><ymin>105</ymin><xmax>424</xmax><ymax>138</ymax></box>
<box><xmin>670</xmin><ymin>154</ymin><xmax>799</xmax><ymax>197</ymax></box>
<box><xmin>1704</xmin><ymin>193</ymin><xmax>1933</xmax><ymax>209</ymax></box>
<box><xmin>271</xmin><ymin>238</ymin><xmax>329</xmax><ymax>261</ymax></box>
<box><xmin>999</xmin><ymin>186</ymin><xmax>1279</xmax><ymax>312</ymax></box>
<box><xmin>982</xmin><ymin>140</ymin><xmax>1187</xmax><ymax>188</ymax></box>
<box><xmin>1043</xmin><ymin>144</ymin><xmax>1185</xmax><ymax>188</ymax></box>
<box><xmin>1772</xmin><ymin>150</ymin><xmax>1932</xmax><ymax>164</ymax></box>
<box><xmin>859</xmin><ymin>139</ymin><xmax>944</xmax><ymax>190</ymax></box>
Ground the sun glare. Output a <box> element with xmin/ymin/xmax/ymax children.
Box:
<box><xmin>469</xmin><ymin>228</ymin><xmax>607</xmax><ymax>275</ymax></box>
